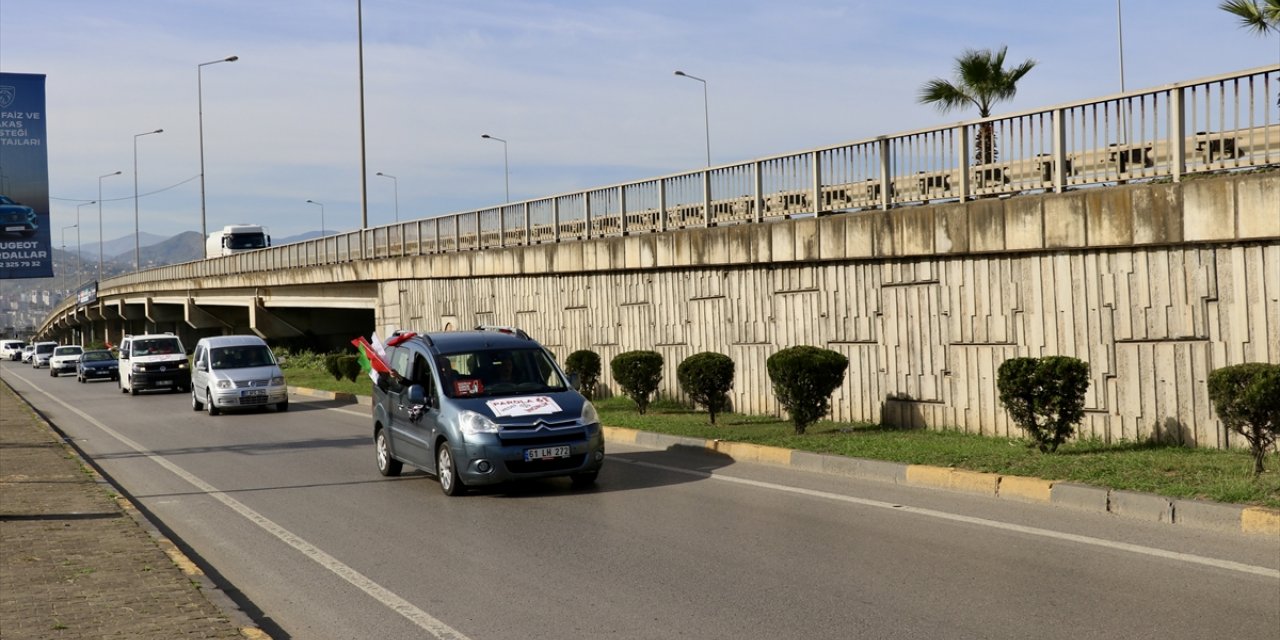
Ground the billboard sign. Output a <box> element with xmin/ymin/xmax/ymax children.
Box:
<box><xmin>0</xmin><ymin>72</ymin><xmax>52</xmax><ymax>279</ymax></box>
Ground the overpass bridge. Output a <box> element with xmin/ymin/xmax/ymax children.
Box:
<box><xmin>37</xmin><ymin>65</ymin><xmax>1280</xmax><ymax>449</ymax></box>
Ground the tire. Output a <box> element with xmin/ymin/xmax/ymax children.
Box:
<box><xmin>78</xmin><ymin>375</ymin><xmax>84</xmax><ymax>383</ymax></box>
<box><xmin>436</xmin><ymin>442</ymin><xmax>466</xmax><ymax>496</ymax></box>
<box><xmin>119</xmin><ymin>380</ymin><xmax>127</xmax><ymax>394</ymax></box>
<box><xmin>49</xmin><ymin>369</ymin><xmax>56</xmax><ymax>377</ymax></box>
<box><xmin>206</xmin><ymin>391</ymin><xmax>220</xmax><ymax>416</ymax></box>
<box><xmin>191</xmin><ymin>389</ymin><xmax>203</xmax><ymax>411</ymax></box>
<box><xmin>276</xmin><ymin>399</ymin><xmax>289</xmax><ymax>412</ymax></box>
<box><xmin>375</xmin><ymin>429</ymin><xmax>402</xmax><ymax>477</ymax></box>
<box><xmin>130</xmin><ymin>385</ymin><xmax>138</xmax><ymax>396</ymax></box>
<box><xmin>570</xmin><ymin>471</ymin><xmax>599</xmax><ymax>488</ymax></box>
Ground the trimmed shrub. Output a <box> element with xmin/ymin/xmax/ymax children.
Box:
<box><xmin>1207</xmin><ymin>363</ymin><xmax>1280</xmax><ymax>476</ymax></box>
<box><xmin>565</xmin><ymin>350</ymin><xmax>602</xmax><ymax>399</ymax></box>
<box><xmin>677</xmin><ymin>352</ymin><xmax>735</xmax><ymax>425</ymax></box>
<box><xmin>610</xmin><ymin>350</ymin><xmax>664</xmax><ymax>414</ymax></box>
<box><xmin>338</xmin><ymin>355</ymin><xmax>362</xmax><ymax>382</ymax></box>
<box><xmin>996</xmin><ymin>356</ymin><xmax>1090</xmax><ymax>453</ymax></box>
<box><xmin>766</xmin><ymin>346</ymin><xmax>848</xmax><ymax>434</ymax></box>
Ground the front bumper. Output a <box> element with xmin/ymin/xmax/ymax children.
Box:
<box><xmin>455</xmin><ymin>427</ymin><xmax>605</xmax><ymax>486</ymax></box>
<box><xmin>80</xmin><ymin>366</ymin><xmax>118</xmax><ymax>379</ymax></box>
<box><xmin>211</xmin><ymin>385</ymin><xmax>288</xmax><ymax>408</ymax></box>
<box><xmin>131</xmin><ymin>370</ymin><xmax>191</xmax><ymax>390</ymax></box>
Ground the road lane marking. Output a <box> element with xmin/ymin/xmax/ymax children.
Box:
<box><xmin>9</xmin><ymin>373</ymin><xmax>474</xmax><ymax>640</ymax></box>
<box><xmin>615</xmin><ymin>457</ymin><xmax>1280</xmax><ymax>580</ymax></box>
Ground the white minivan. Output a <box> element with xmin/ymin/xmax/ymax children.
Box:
<box><xmin>190</xmin><ymin>335</ymin><xmax>289</xmax><ymax>415</ymax></box>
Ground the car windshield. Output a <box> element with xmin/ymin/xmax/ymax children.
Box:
<box><xmin>35</xmin><ymin>343</ymin><xmax>55</xmax><ymax>354</ymax></box>
<box><xmin>436</xmin><ymin>347</ymin><xmax>567</xmax><ymax>399</ymax></box>
<box><xmin>81</xmin><ymin>351</ymin><xmax>114</xmax><ymax>362</ymax></box>
<box><xmin>131</xmin><ymin>338</ymin><xmax>181</xmax><ymax>356</ymax></box>
<box><xmin>210</xmin><ymin>344</ymin><xmax>275</xmax><ymax>369</ymax></box>
<box><xmin>53</xmin><ymin>346</ymin><xmax>82</xmax><ymax>356</ymax></box>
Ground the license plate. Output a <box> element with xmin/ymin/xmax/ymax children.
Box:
<box><xmin>156</xmin><ymin>380</ymin><xmax>172</xmax><ymax>386</ymax></box>
<box><xmin>241</xmin><ymin>389</ymin><xmax>266</xmax><ymax>397</ymax></box>
<box><xmin>3</xmin><ymin>225</ymin><xmax>24</xmax><ymax>232</ymax></box>
<box><xmin>524</xmin><ymin>445</ymin><xmax>571</xmax><ymax>461</ymax></box>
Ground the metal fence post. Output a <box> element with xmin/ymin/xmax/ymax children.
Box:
<box><xmin>878</xmin><ymin>138</ymin><xmax>891</xmax><ymax>210</ymax></box>
<box><xmin>1052</xmin><ymin>109</ymin><xmax>1067</xmax><ymax>193</ymax></box>
<box><xmin>811</xmin><ymin>150</ymin><xmax>823</xmax><ymax>216</ymax></box>
<box><xmin>955</xmin><ymin>126</ymin><xmax>970</xmax><ymax>201</ymax></box>
<box><xmin>1170</xmin><ymin>87</ymin><xmax>1185</xmax><ymax>183</ymax></box>
<box><xmin>658</xmin><ymin>180</ymin><xmax>668</xmax><ymax>232</ymax></box>
<box><xmin>702</xmin><ymin>169</ymin><xmax>712</xmax><ymax>227</ymax></box>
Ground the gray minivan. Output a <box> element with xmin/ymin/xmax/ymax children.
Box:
<box><xmin>190</xmin><ymin>335</ymin><xmax>289</xmax><ymax>415</ymax></box>
<box><xmin>372</xmin><ymin>327</ymin><xmax>604</xmax><ymax>495</ymax></box>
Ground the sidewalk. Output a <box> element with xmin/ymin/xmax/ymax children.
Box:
<box><xmin>0</xmin><ymin>379</ymin><xmax>262</xmax><ymax>639</ymax></box>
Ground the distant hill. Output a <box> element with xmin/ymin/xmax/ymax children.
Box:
<box><xmin>81</xmin><ymin>232</ymin><xmax>170</xmax><ymax>262</ymax></box>
<box><xmin>109</xmin><ymin>231</ymin><xmax>204</xmax><ymax>267</ymax></box>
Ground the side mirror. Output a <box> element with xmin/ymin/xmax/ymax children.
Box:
<box><xmin>567</xmin><ymin>372</ymin><xmax>581</xmax><ymax>391</ymax></box>
<box><xmin>197</xmin><ymin>361</ymin><xmax>208</xmax><ymax>372</ymax></box>
<box><xmin>406</xmin><ymin>384</ymin><xmax>427</xmax><ymax>406</ymax></box>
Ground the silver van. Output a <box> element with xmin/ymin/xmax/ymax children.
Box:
<box><xmin>190</xmin><ymin>335</ymin><xmax>289</xmax><ymax>415</ymax></box>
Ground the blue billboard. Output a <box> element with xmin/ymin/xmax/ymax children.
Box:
<box><xmin>0</xmin><ymin>72</ymin><xmax>53</xmax><ymax>279</ymax></box>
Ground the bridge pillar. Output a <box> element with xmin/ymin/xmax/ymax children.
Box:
<box><xmin>250</xmin><ymin>298</ymin><xmax>305</xmax><ymax>339</ymax></box>
<box><xmin>184</xmin><ymin>299</ymin><xmax>233</xmax><ymax>332</ymax></box>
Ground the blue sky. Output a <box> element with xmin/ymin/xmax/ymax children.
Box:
<box><xmin>1</xmin><ymin>0</ymin><xmax>1276</xmax><ymax>243</ymax></box>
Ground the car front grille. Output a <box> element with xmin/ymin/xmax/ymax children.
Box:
<box><xmin>504</xmin><ymin>454</ymin><xmax>586</xmax><ymax>474</ymax></box>
<box><xmin>233</xmin><ymin>379</ymin><xmax>271</xmax><ymax>388</ymax></box>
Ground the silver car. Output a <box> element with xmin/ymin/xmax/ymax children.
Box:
<box><xmin>190</xmin><ymin>335</ymin><xmax>289</xmax><ymax>415</ymax></box>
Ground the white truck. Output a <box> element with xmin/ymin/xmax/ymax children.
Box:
<box><xmin>207</xmin><ymin>224</ymin><xmax>271</xmax><ymax>257</ymax></box>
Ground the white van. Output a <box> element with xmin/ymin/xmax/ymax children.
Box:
<box><xmin>0</xmin><ymin>340</ymin><xmax>25</xmax><ymax>361</ymax></box>
<box><xmin>118</xmin><ymin>333</ymin><xmax>190</xmax><ymax>395</ymax></box>
<box><xmin>190</xmin><ymin>335</ymin><xmax>288</xmax><ymax>415</ymax></box>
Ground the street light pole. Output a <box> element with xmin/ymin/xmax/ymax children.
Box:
<box><xmin>198</xmin><ymin>55</ymin><xmax>239</xmax><ymax>258</ymax></box>
<box><xmin>480</xmin><ymin>134</ymin><xmax>509</xmax><ymax>203</ymax></box>
<box><xmin>674</xmin><ymin>70</ymin><xmax>711</xmax><ymax>167</ymax></box>
<box><xmin>61</xmin><ymin>224</ymin><xmax>76</xmax><ymax>284</ymax></box>
<box><xmin>76</xmin><ymin>201</ymin><xmax>94</xmax><ymax>286</ymax></box>
<box><xmin>376</xmin><ymin>172</ymin><xmax>399</xmax><ymax>222</ymax></box>
<box><xmin>306</xmin><ymin>200</ymin><xmax>325</xmax><ymax>237</ymax></box>
<box><xmin>98</xmin><ymin>170</ymin><xmax>121</xmax><ymax>282</ymax></box>
<box><xmin>133</xmin><ymin>129</ymin><xmax>163</xmax><ymax>272</ymax></box>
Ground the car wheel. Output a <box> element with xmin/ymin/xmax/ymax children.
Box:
<box><xmin>375</xmin><ymin>429</ymin><xmax>402</xmax><ymax>477</ymax></box>
<box><xmin>49</xmin><ymin>368</ymin><xmax>55</xmax><ymax>377</ymax></box>
<box><xmin>277</xmin><ymin>399</ymin><xmax>289</xmax><ymax>412</ymax></box>
<box><xmin>78</xmin><ymin>375</ymin><xmax>85</xmax><ymax>383</ymax></box>
<box><xmin>130</xmin><ymin>385</ymin><xmax>138</xmax><ymax>396</ymax></box>
<box><xmin>206</xmin><ymin>391</ymin><xmax>220</xmax><ymax>416</ymax></box>
<box><xmin>436</xmin><ymin>442</ymin><xmax>466</xmax><ymax>496</ymax></box>
<box><xmin>119</xmin><ymin>380</ymin><xmax>127</xmax><ymax>394</ymax></box>
<box><xmin>570</xmin><ymin>471</ymin><xmax>599</xmax><ymax>488</ymax></box>
<box><xmin>191</xmin><ymin>388</ymin><xmax>203</xmax><ymax>411</ymax></box>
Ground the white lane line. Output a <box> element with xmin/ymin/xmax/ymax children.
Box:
<box><xmin>10</xmin><ymin>374</ymin><xmax>473</xmax><ymax>640</ymax></box>
<box><xmin>616</xmin><ymin>457</ymin><xmax>1280</xmax><ymax>580</ymax></box>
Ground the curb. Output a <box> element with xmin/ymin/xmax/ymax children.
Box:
<box><xmin>599</xmin><ymin>426</ymin><xmax>1280</xmax><ymax>538</ymax></box>
<box><xmin>287</xmin><ymin>385</ymin><xmax>371</xmax><ymax>406</ymax></box>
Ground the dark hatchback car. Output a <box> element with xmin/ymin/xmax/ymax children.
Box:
<box><xmin>0</xmin><ymin>195</ymin><xmax>38</xmax><ymax>237</ymax></box>
<box><xmin>76</xmin><ymin>349</ymin><xmax>119</xmax><ymax>383</ymax></box>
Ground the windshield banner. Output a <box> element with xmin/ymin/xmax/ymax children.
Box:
<box><xmin>486</xmin><ymin>396</ymin><xmax>563</xmax><ymax>417</ymax></box>
<box><xmin>0</xmin><ymin>72</ymin><xmax>52</xmax><ymax>279</ymax></box>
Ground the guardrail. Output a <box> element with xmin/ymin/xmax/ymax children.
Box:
<box><xmin>98</xmin><ymin>64</ymin><xmax>1280</xmax><ymax>291</ymax></box>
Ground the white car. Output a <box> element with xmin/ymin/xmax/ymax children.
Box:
<box><xmin>31</xmin><ymin>341</ymin><xmax>58</xmax><ymax>368</ymax></box>
<box><xmin>0</xmin><ymin>340</ymin><xmax>25</xmax><ymax>361</ymax></box>
<box><xmin>49</xmin><ymin>345</ymin><xmax>85</xmax><ymax>377</ymax></box>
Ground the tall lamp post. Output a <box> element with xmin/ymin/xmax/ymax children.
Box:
<box><xmin>480</xmin><ymin>134</ymin><xmax>509</xmax><ymax>203</ymax></box>
<box><xmin>133</xmin><ymin>128</ymin><xmax>164</xmax><ymax>271</ymax></box>
<box><xmin>97</xmin><ymin>170</ymin><xmax>121</xmax><ymax>281</ymax></box>
<box><xmin>198</xmin><ymin>55</ymin><xmax>239</xmax><ymax>258</ymax></box>
<box><xmin>376</xmin><ymin>172</ymin><xmax>399</xmax><ymax>222</ymax></box>
<box><xmin>674</xmin><ymin>70</ymin><xmax>711</xmax><ymax>167</ymax></box>
<box><xmin>75</xmin><ymin>201</ymin><xmax>94</xmax><ymax>286</ymax></box>
<box><xmin>306</xmin><ymin>200</ymin><xmax>325</xmax><ymax>237</ymax></box>
<box><xmin>61</xmin><ymin>224</ymin><xmax>77</xmax><ymax>285</ymax></box>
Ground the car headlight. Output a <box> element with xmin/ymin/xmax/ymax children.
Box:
<box><xmin>132</xmin><ymin>363</ymin><xmax>144</xmax><ymax>372</ymax></box>
<box><xmin>177</xmin><ymin>361</ymin><xmax>189</xmax><ymax>369</ymax></box>
<box><xmin>458</xmin><ymin>410</ymin><xmax>500</xmax><ymax>436</ymax></box>
<box><xmin>215</xmin><ymin>379</ymin><xmax>233</xmax><ymax>389</ymax></box>
<box><xmin>270</xmin><ymin>376</ymin><xmax>285</xmax><ymax>386</ymax></box>
<box><xmin>580</xmin><ymin>401</ymin><xmax>600</xmax><ymax>426</ymax></box>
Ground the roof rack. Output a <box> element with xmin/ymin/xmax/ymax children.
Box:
<box><xmin>474</xmin><ymin>325</ymin><xmax>531</xmax><ymax>340</ymax></box>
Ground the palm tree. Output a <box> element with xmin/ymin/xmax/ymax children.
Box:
<box><xmin>918</xmin><ymin>46</ymin><xmax>1037</xmax><ymax>165</ymax></box>
<box><xmin>1219</xmin><ymin>0</ymin><xmax>1280</xmax><ymax>34</ymax></box>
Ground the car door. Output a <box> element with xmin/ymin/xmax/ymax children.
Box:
<box><xmin>385</xmin><ymin>347</ymin><xmax>429</xmax><ymax>467</ymax></box>
<box><xmin>191</xmin><ymin>343</ymin><xmax>208</xmax><ymax>399</ymax></box>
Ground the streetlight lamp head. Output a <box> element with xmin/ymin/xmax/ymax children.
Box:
<box><xmin>481</xmin><ymin>134</ymin><xmax>492</xmax><ymax>139</ymax></box>
<box><xmin>376</xmin><ymin>172</ymin><xmax>385</xmax><ymax>176</ymax></box>
<box><xmin>225</xmin><ymin>55</ymin><xmax>239</xmax><ymax>62</ymax></box>
<box><xmin>674</xmin><ymin>70</ymin><xmax>686</xmax><ymax>76</ymax></box>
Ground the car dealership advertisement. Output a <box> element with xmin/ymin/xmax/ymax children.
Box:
<box><xmin>0</xmin><ymin>72</ymin><xmax>53</xmax><ymax>279</ymax></box>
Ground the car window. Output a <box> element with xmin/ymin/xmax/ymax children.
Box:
<box><xmin>132</xmin><ymin>338</ymin><xmax>182</xmax><ymax>356</ymax></box>
<box><xmin>439</xmin><ymin>347</ymin><xmax>566</xmax><ymax>398</ymax></box>
<box><xmin>210</xmin><ymin>345</ymin><xmax>274</xmax><ymax>369</ymax></box>
<box><xmin>53</xmin><ymin>346</ymin><xmax>82</xmax><ymax>356</ymax></box>
<box><xmin>81</xmin><ymin>351</ymin><xmax>113</xmax><ymax>362</ymax></box>
<box><xmin>35</xmin><ymin>343</ymin><xmax>55</xmax><ymax>354</ymax></box>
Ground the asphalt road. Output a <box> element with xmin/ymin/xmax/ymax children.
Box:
<box><xmin>4</xmin><ymin>360</ymin><xmax>1278</xmax><ymax>640</ymax></box>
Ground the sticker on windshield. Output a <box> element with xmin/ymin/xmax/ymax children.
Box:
<box><xmin>454</xmin><ymin>379</ymin><xmax>483</xmax><ymax>396</ymax></box>
<box><xmin>486</xmin><ymin>396</ymin><xmax>563</xmax><ymax>417</ymax></box>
